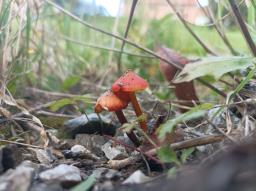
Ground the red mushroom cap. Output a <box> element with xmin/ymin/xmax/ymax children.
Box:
<box><xmin>112</xmin><ymin>70</ymin><xmax>148</xmax><ymax>93</ymax></box>
<box><xmin>94</xmin><ymin>90</ymin><xmax>130</xmax><ymax>113</ymax></box>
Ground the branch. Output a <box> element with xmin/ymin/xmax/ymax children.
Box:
<box><xmin>108</xmin><ymin>134</ymin><xmax>225</xmax><ymax>169</ymax></box>
<box><xmin>147</xmin><ymin>134</ymin><xmax>225</xmax><ymax>155</ymax></box>
<box><xmin>60</xmin><ymin>35</ymin><xmax>155</xmax><ymax>59</ymax></box>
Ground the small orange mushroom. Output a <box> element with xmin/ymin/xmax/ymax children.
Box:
<box><xmin>95</xmin><ymin>90</ymin><xmax>140</xmax><ymax>146</ymax></box>
<box><xmin>112</xmin><ymin>70</ymin><xmax>148</xmax><ymax>132</ymax></box>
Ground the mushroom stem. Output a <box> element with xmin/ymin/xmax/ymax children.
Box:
<box><xmin>128</xmin><ymin>92</ymin><xmax>147</xmax><ymax>132</ymax></box>
<box><xmin>115</xmin><ymin>110</ymin><xmax>140</xmax><ymax>146</ymax></box>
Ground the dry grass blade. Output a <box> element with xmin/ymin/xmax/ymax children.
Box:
<box><xmin>229</xmin><ymin>0</ymin><xmax>256</xmax><ymax>56</ymax></box>
<box><xmin>117</xmin><ymin>0</ymin><xmax>138</xmax><ymax>74</ymax></box>
<box><xmin>165</xmin><ymin>0</ymin><xmax>217</xmax><ymax>56</ymax></box>
<box><xmin>197</xmin><ymin>0</ymin><xmax>238</xmax><ymax>55</ymax></box>
<box><xmin>44</xmin><ymin>0</ymin><xmax>183</xmax><ymax>69</ymax></box>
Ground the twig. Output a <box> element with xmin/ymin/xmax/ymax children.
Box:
<box><xmin>44</xmin><ymin>0</ymin><xmax>183</xmax><ymax>70</ymax></box>
<box><xmin>0</xmin><ymin>139</ymin><xmax>44</xmax><ymax>149</ymax></box>
<box><xmin>147</xmin><ymin>134</ymin><xmax>225</xmax><ymax>156</ymax></box>
<box><xmin>166</xmin><ymin>0</ymin><xmax>217</xmax><ymax>56</ymax></box>
<box><xmin>108</xmin><ymin>134</ymin><xmax>225</xmax><ymax>169</ymax></box>
<box><xmin>45</xmin><ymin>0</ymin><xmax>226</xmax><ymax>97</ymax></box>
<box><xmin>206</xmin><ymin>119</ymin><xmax>236</xmax><ymax>142</ymax></box>
<box><xmin>35</xmin><ymin>111</ymin><xmax>78</xmax><ymax>118</ymax></box>
<box><xmin>197</xmin><ymin>0</ymin><xmax>238</xmax><ymax>55</ymax></box>
<box><xmin>98</xmin><ymin>1</ymin><xmax>122</xmax><ymax>85</ymax></box>
<box><xmin>25</xmin><ymin>87</ymin><xmax>91</xmax><ymax>99</ymax></box>
<box><xmin>197</xmin><ymin>78</ymin><xmax>226</xmax><ymax>97</ymax></box>
<box><xmin>117</xmin><ymin>0</ymin><xmax>138</xmax><ymax>74</ymax></box>
<box><xmin>60</xmin><ymin>35</ymin><xmax>155</xmax><ymax>59</ymax></box>
<box><xmin>108</xmin><ymin>156</ymin><xmax>140</xmax><ymax>169</ymax></box>
<box><xmin>229</xmin><ymin>0</ymin><xmax>256</xmax><ymax>56</ymax></box>
<box><xmin>104</xmin><ymin>135</ymin><xmax>163</xmax><ymax>166</ymax></box>
<box><xmin>169</xmin><ymin>0</ymin><xmax>245</xmax><ymax>28</ymax></box>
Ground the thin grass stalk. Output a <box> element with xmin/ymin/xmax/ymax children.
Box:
<box><xmin>166</xmin><ymin>0</ymin><xmax>217</xmax><ymax>56</ymax></box>
<box><xmin>0</xmin><ymin>1</ymin><xmax>13</xmax><ymax>104</ymax></box>
<box><xmin>229</xmin><ymin>0</ymin><xmax>256</xmax><ymax>56</ymax></box>
<box><xmin>117</xmin><ymin>0</ymin><xmax>138</xmax><ymax>74</ymax></box>
<box><xmin>98</xmin><ymin>0</ymin><xmax>122</xmax><ymax>85</ymax></box>
<box><xmin>197</xmin><ymin>0</ymin><xmax>238</xmax><ymax>55</ymax></box>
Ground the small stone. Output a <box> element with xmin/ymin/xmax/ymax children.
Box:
<box><xmin>0</xmin><ymin>165</ymin><xmax>34</xmax><ymax>191</ymax></box>
<box><xmin>29</xmin><ymin>148</ymin><xmax>56</xmax><ymax>164</ymax></box>
<box><xmin>122</xmin><ymin>170</ymin><xmax>151</xmax><ymax>184</ymax></box>
<box><xmin>39</xmin><ymin>164</ymin><xmax>81</xmax><ymax>186</ymax></box>
<box><xmin>2</xmin><ymin>144</ymin><xmax>22</xmax><ymax>171</ymax></box>
<box><xmin>64</xmin><ymin>114</ymin><xmax>116</xmax><ymax>138</ymax></box>
<box><xmin>70</xmin><ymin>145</ymin><xmax>100</xmax><ymax>160</ymax></box>
<box><xmin>75</xmin><ymin>134</ymin><xmax>107</xmax><ymax>156</ymax></box>
<box><xmin>92</xmin><ymin>168</ymin><xmax>121</xmax><ymax>180</ymax></box>
<box><xmin>20</xmin><ymin>160</ymin><xmax>45</xmax><ymax>171</ymax></box>
<box><xmin>71</xmin><ymin>145</ymin><xmax>86</xmax><ymax>154</ymax></box>
<box><xmin>30</xmin><ymin>182</ymin><xmax>63</xmax><ymax>191</ymax></box>
<box><xmin>101</xmin><ymin>141</ymin><xmax>128</xmax><ymax>160</ymax></box>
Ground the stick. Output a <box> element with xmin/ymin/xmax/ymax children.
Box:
<box><xmin>147</xmin><ymin>134</ymin><xmax>225</xmax><ymax>156</ymax></box>
<box><xmin>108</xmin><ymin>134</ymin><xmax>225</xmax><ymax>169</ymax></box>
<box><xmin>0</xmin><ymin>139</ymin><xmax>44</xmax><ymax>149</ymax></box>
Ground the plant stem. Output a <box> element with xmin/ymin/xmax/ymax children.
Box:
<box><xmin>166</xmin><ymin>0</ymin><xmax>217</xmax><ymax>56</ymax></box>
<box><xmin>117</xmin><ymin>0</ymin><xmax>138</xmax><ymax>75</ymax></box>
<box><xmin>229</xmin><ymin>0</ymin><xmax>256</xmax><ymax>56</ymax></box>
<box><xmin>128</xmin><ymin>92</ymin><xmax>147</xmax><ymax>132</ymax></box>
<box><xmin>45</xmin><ymin>0</ymin><xmax>226</xmax><ymax>97</ymax></box>
<box><xmin>197</xmin><ymin>0</ymin><xmax>238</xmax><ymax>55</ymax></box>
<box><xmin>115</xmin><ymin>110</ymin><xmax>140</xmax><ymax>146</ymax></box>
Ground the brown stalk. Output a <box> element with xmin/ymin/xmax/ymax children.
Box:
<box><xmin>128</xmin><ymin>92</ymin><xmax>147</xmax><ymax>132</ymax></box>
<box><xmin>115</xmin><ymin>110</ymin><xmax>140</xmax><ymax>147</ymax></box>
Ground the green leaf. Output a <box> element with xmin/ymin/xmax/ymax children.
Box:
<box><xmin>49</xmin><ymin>98</ymin><xmax>74</xmax><ymax>112</ymax></box>
<box><xmin>167</xmin><ymin>167</ymin><xmax>177</xmax><ymax>177</ymax></box>
<box><xmin>73</xmin><ymin>95</ymin><xmax>92</xmax><ymax>104</ymax></box>
<box><xmin>122</xmin><ymin>123</ymin><xmax>136</xmax><ymax>133</ymax></box>
<box><xmin>158</xmin><ymin>104</ymin><xmax>212</xmax><ymax>140</ymax></box>
<box><xmin>71</xmin><ymin>174</ymin><xmax>96</xmax><ymax>191</ymax></box>
<box><xmin>181</xmin><ymin>148</ymin><xmax>195</xmax><ymax>163</ymax></box>
<box><xmin>48</xmin><ymin>95</ymin><xmax>92</xmax><ymax>112</ymax></box>
<box><xmin>174</xmin><ymin>57</ymin><xmax>255</xmax><ymax>83</ymax></box>
<box><xmin>61</xmin><ymin>75</ymin><xmax>81</xmax><ymax>91</ymax></box>
<box><xmin>247</xmin><ymin>2</ymin><xmax>255</xmax><ymax>26</ymax></box>
<box><xmin>157</xmin><ymin>146</ymin><xmax>180</xmax><ymax>166</ymax></box>
<box><xmin>226</xmin><ymin>66</ymin><xmax>256</xmax><ymax>104</ymax></box>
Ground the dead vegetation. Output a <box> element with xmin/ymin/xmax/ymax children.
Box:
<box><xmin>0</xmin><ymin>0</ymin><xmax>256</xmax><ymax>191</ymax></box>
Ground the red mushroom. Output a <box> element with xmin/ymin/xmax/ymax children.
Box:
<box><xmin>112</xmin><ymin>70</ymin><xmax>148</xmax><ymax>132</ymax></box>
<box><xmin>157</xmin><ymin>46</ymin><xmax>199</xmax><ymax>112</ymax></box>
<box><xmin>95</xmin><ymin>90</ymin><xmax>140</xmax><ymax>146</ymax></box>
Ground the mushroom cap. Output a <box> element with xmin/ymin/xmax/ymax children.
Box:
<box><xmin>94</xmin><ymin>90</ymin><xmax>130</xmax><ymax>113</ymax></box>
<box><xmin>112</xmin><ymin>70</ymin><xmax>148</xmax><ymax>93</ymax></box>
